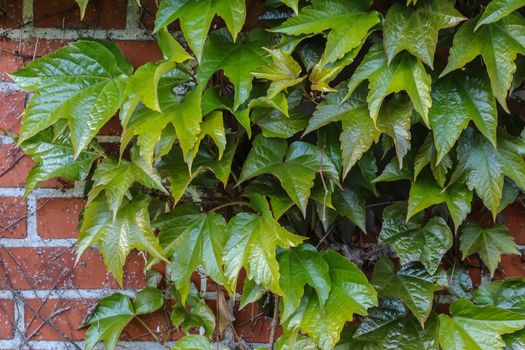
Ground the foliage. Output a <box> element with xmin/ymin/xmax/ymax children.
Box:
<box><xmin>12</xmin><ymin>0</ymin><xmax>525</xmax><ymax>349</ymax></box>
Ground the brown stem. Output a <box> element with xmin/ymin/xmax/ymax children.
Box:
<box><xmin>269</xmin><ymin>295</ymin><xmax>280</xmax><ymax>349</ymax></box>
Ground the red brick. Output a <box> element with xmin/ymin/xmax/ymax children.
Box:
<box><xmin>0</xmin><ymin>90</ymin><xmax>25</xmax><ymax>134</ymax></box>
<box><xmin>505</xmin><ymin>204</ymin><xmax>525</xmax><ymax>245</ymax></box>
<box><xmin>25</xmin><ymin>298</ymin><xmax>90</xmax><ymax>341</ymax></box>
<box><xmin>0</xmin><ymin>247</ymin><xmax>147</xmax><ymax>290</ymax></box>
<box><xmin>99</xmin><ymin>116</ymin><xmax>123</xmax><ymax>136</ymax></box>
<box><xmin>116</xmin><ymin>40</ymin><xmax>163</xmax><ymax>67</ymax></box>
<box><xmin>0</xmin><ymin>299</ymin><xmax>14</xmax><ymax>339</ymax></box>
<box><xmin>37</xmin><ymin>198</ymin><xmax>85</xmax><ymax>239</ymax></box>
<box><xmin>501</xmin><ymin>254</ymin><xmax>525</xmax><ymax>277</ymax></box>
<box><xmin>0</xmin><ymin>144</ymin><xmax>73</xmax><ymax>189</ymax></box>
<box><xmin>139</xmin><ymin>0</ymin><xmax>180</xmax><ymax>31</ymax></box>
<box><xmin>0</xmin><ymin>0</ymin><xmax>23</xmax><ymax>28</ymax></box>
<box><xmin>33</xmin><ymin>0</ymin><xmax>127</xmax><ymax>29</ymax></box>
<box><xmin>0</xmin><ymin>197</ymin><xmax>27</xmax><ymax>239</ymax></box>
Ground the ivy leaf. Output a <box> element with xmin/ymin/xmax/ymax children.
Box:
<box><xmin>304</xmin><ymin>86</ymin><xmax>379</xmax><ymax>178</ymax></box>
<box><xmin>439</xmin><ymin>299</ymin><xmax>525</xmax><ymax>350</ymax></box>
<box><xmin>154</xmin><ymin>0</ymin><xmax>246</xmax><ymax>61</ymax></box>
<box><xmin>474</xmin><ymin>278</ymin><xmax>525</xmax><ymax>314</ymax></box>
<box><xmin>171</xmin><ymin>284</ymin><xmax>216</xmax><ymax>335</ymax></box>
<box><xmin>504</xmin><ymin>329</ymin><xmax>525</xmax><ymax>350</ymax></box>
<box><xmin>254</xmin><ymin>109</ymin><xmax>309</xmax><ymax>139</ymax></box>
<box><xmin>408</xmin><ymin>175</ymin><xmax>473</xmax><ymax>229</ymax></box>
<box><xmin>21</xmin><ymin>129</ymin><xmax>100</xmax><ymax>196</ymax></box>
<box><xmin>498</xmin><ymin>131</ymin><xmax>525</xmax><ymax>192</ymax></box>
<box><xmin>373</xmin><ymin>258</ymin><xmax>445</xmax><ymax>325</ymax></box>
<box><xmin>75</xmin><ymin>0</ymin><xmax>89</xmax><ymax>18</ymax></box>
<box><xmin>460</xmin><ymin>222</ymin><xmax>520</xmax><ymax>276</ymax></box>
<box><xmin>380</xmin><ymin>202</ymin><xmax>453</xmax><ymax>274</ymax></box>
<box><xmin>414</xmin><ymin>133</ymin><xmax>453</xmax><ymax>187</ymax></box>
<box><xmin>171</xmin><ymin>335</ymin><xmax>213</xmax><ymax>350</ymax></box>
<box><xmin>239</xmin><ymin>279</ymin><xmax>265</xmax><ymax>309</ymax></box>
<box><xmin>429</xmin><ymin>72</ymin><xmax>497</xmax><ymax>162</ymax></box>
<box><xmin>83</xmin><ymin>293</ymin><xmax>135</xmax><ymax>350</ymax></box>
<box><xmin>447</xmin><ymin>265</ymin><xmax>474</xmax><ymax>300</ymax></box>
<box><xmin>334</xmin><ymin>327</ymin><xmax>382</xmax><ymax>350</ymax></box>
<box><xmin>345</xmin><ymin>44</ymin><xmax>432</xmax><ymax>126</ymax></box>
<box><xmin>11</xmin><ymin>41</ymin><xmax>131</xmax><ymax>156</ymax></box>
<box><xmin>283</xmin><ymin>250</ymin><xmax>377</xmax><ymax>350</ymax></box>
<box><xmin>198</xmin><ymin>29</ymin><xmax>272</xmax><ymax>110</ymax></box>
<box><xmin>332</xmin><ymin>188</ymin><xmax>366</xmax><ymax>232</ymax></box>
<box><xmin>354</xmin><ymin>297</ymin><xmax>440</xmax><ymax>350</ymax></box>
<box><xmin>77</xmin><ymin>196</ymin><xmax>166</xmax><ymax>285</ymax></box>
<box><xmin>157</xmin><ymin>28</ymin><xmax>193</xmax><ymax>62</ymax></box>
<box><xmin>133</xmin><ymin>287</ymin><xmax>164</xmax><ymax>315</ymax></box>
<box><xmin>252</xmin><ymin>48</ymin><xmax>306</xmax><ymax>98</ymax></box>
<box><xmin>87</xmin><ymin>148</ymin><xmax>167</xmax><ymax>219</ymax></box>
<box><xmin>170</xmin><ymin>89</ymin><xmax>204</xmax><ymax>163</ymax></box>
<box><xmin>279</xmin><ymin>0</ymin><xmax>299</xmax><ymax>14</ymax></box>
<box><xmin>476</xmin><ymin>0</ymin><xmax>525</xmax><ymax>28</ymax></box>
<box><xmin>452</xmin><ymin>128</ymin><xmax>503</xmax><ymax>217</ymax></box>
<box><xmin>271</xmin><ymin>0</ymin><xmax>379</xmax><ymax>65</ymax></box>
<box><xmin>441</xmin><ymin>14</ymin><xmax>525</xmax><ymax>111</ymax></box>
<box><xmin>383</xmin><ymin>0</ymin><xmax>465</xmax><ymax>68</ymax></box>
<box><xmin>154</xmin><ymin>206</ymin><xmax>227</xmax><ymax>303</ymax></box>
<box><xmin>239</xmin><ymin>135</ymin><xmax>339</xmax><ymax>216</ymax></box>
<box><xmin>278</xmin><ymin>244</ymin><xmax>331</xmax><ymax>320</ymax></box>
<box><xmin>223</xmin><ymin>194</ymin><xmax>305</xmax><ymax>294</ymax></box>
<box><xmin>161</xmin><ymin>135</ymin><xmax>239</xmax><ymax>204</ymax></box>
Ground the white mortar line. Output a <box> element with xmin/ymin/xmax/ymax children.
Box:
<box><xmin>0</xmin><ymin>81</ymin><xmax>21</xmax><ymax>92</ymax></box>
<box><xmin>0</xmin><ymin>28</ymin><xmax>153</xmax><ymax>41</ymax></box>
<box><xmin>25</xmin><ymin>194</ymin><xmax>37</xmax><ymax>240</ymax></box>
<box><xmin>0</xmin><ymin>186</ymin><xmax>86</xmax><ymax>199</ymax></box>
<box><xmin>22</xmin><ymin>0</ymin><xmax>33</xmax><ymax>24</ymax></box>
<box><xmin>96</xmin><ymin>135</ymin><xmax>121</xmax><ymax>143</ymax></box>
<box><xmin>126</xmin><ymin>0</ymin><xmax>141</xmax><ymax>30</ymax></box>
<box><xmin>0</xmin><ymin>238</ymin><xmax>76</xmax><ymax>248</ymax></box>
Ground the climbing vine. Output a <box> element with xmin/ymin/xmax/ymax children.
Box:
<box><xmin>9</xmin><ymin>0</ymin><xmax>525</xmax><ymax>348</ymax></box>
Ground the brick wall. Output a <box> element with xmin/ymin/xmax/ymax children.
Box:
<box><xmin>0</xmin><ymin>1</ymin><xmax>272</xmax><ymax>349</ymax></box>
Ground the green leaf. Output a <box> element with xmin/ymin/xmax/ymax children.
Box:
<box><xmin>429</xmin><ymin>72</ymin><xmax>498</xmax><ymax>162</ymax></box>
<box><xmin>283</xmin><ymin>250</ymin><xmax>377</xmax><ymax>350</ymax></box>
<box><xmin>239</xmin><ymin>135</ymin><xmax>339</xmax><ymax>216</ymax></box>
<box><xmin>383</xmin><ymin>0</ymin><xmax>465</xmax><ymax>67</ymax></box>
<box><xmin>252</xmin><ymin>48</ymin><xmax>306</xmax><ymax>98</ymax></box>
<box><xmin>332</xmin><ymin>188</ymin><xmax>366</xmax><ymax>232</ymax></box>
<box><xmin>239</xmin><ymin>279</ymin><xmax>265</xmax><ymax>309</ymax></box>
<box><xmin>161</xmin><ymin>135</ymin><xmax>239</xmax><ymax>204</ymax></box>
<box><xmin>474</xmin><ymin>278</ymin><xmax>525</xmax><ymax>314</ymax></box>
<box><xmin>345</xmin><ymin>44</ymin><xmax>432</xmax><ymax>127</ymax></box>
<box><xmin>254</xmin><ymin>109</ymin><xmax>309</xmax><ymax>139</ymax></box>
<box><xmin>504</xmin><ymin>329</ymin><xmax>525</xmax><ymax>350</ymax></box>
<box><xmin>84</xmin><ymin>293</ymin><xmax>135</xmax><ymax>350</ymax></box>
<box><xmin>447</xmin><ymin>265</ymin><xmax>474</xmax><ymax>300</ymax></box>
<box><xmin>334</xmin><ymin>327</ymin><xmax>382</xmax><ymax>350</ymax></box>
<box><xmin>154</xmin><ymin>206</ymin><xmax>227</xmax><ymax>302</ymax></box>
<box><xmin>354</xmin><ymin>297</ymin><xmax>440</xmax><ymax>350</ymax></box>
<box><xmin>278</xmin><ymin>244</ymin><xmax>331</xmax><ymax>320</ymax></box>
<box><xmin>439</xmin><ymin>299</ymin><xmax>525</xmax><ymax>350</ymax></box>
<box><xmin>452</xmin><ymin>128</ymin><xmax>503</xmax><ymax>217</ymax></box>
<box><xmin>170</xmin><ymin>89</ymin><xmax>204</xmax><ymax>162</ymax></box>
<box><xmin>305</xmin><ymin>86</ymin><xmax>379</xmax><ymax>177</ymax></box>
<box><xmin>408</xmin><ymin>175</ymin><xmax>473</xmax><ymax>229</ymax></box>
<box><xmin>78</xmin><ymin>196</ymin><xmax>166</xmax><ymax>284</ymax></box>
<box><xmin>171</xmin><ymin>335</ymin><xmax>213</xmax><ymax>350</ymax></box>
<box><xmin>198</xmin><ymin>29</ymin><xmax>272</xmax><ymax>110</ymax></box>
<box><xmin>441</xmin><ymin>14</ymin><xmax>525</xmax><ymax>111</ymax></box>
<box><xmin>223</xmin><ymin>194</ymin><xmax>305</xmax><ymax>293</ymax></box>
<box><xmin>87</xmin><ymin>148</ymin><xmax>166</xmax><ymax>219</ymax></box>
<box><xmin>157</xmin><ymin>28</ymin><xmax>194</xmax><ymax>62</ymax></box>
<box><xmin>414</xmin><ymin>133</ymin><xmax>452</xmax><ymax>187</ymax></box>
<box><xmin>476</xmin><ymin>0</ymin><xmax>525</xmax><ymax>28</ymax></box>
<box><xmin>11</xmin><ymin>40</ymin><xmax>131</xmax><ymax>155</ymax></box>
<box><xmin>380</xmin><ymin>202</ymin><xmax>453</xmax><ymax>274</ymax></box>
<box><xmin>21</xmin><ymin>129</ymin><xmax>100</xmax><ymax>196</ymax></box>
<box><xmin>154</xmin><ymin>0</ymin><xmax>246</xmax><ymax>61</ymax></box>
<box><xmin>498</xmin><ymin>131</ymin><xmax>525</xmax><ymax>192</ymax></box>
<box><xmin>271</xmin><ymin>0</ymin><xmax>379</xmax><ymax>65</ymax></box>
<box><xmin>460</xmin><ymin>222</ymin><xmax>520</xmax><ymax>276</ymax></box>
<box><xmin>133</xmin><ymin>287</ymin><xmax>164</xmax><ymax>315</ymax></box>
<box><xmin>171</xmin><ymin>284</ymin><xmax>216</xmax><ymax>335</ymax></box>
<box><xmin>373</xmin><ymin>258</ymin><xmax>445</xmax><ymax>325</ymax></box>
<box><xmin>76</xmin><ymin>0</ymin><xmax>89</xmax><ymax>18</ymax></box>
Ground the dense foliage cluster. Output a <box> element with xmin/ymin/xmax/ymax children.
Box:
<box><xmin>10</xmin><ymin>0</ymin><xmax>525</xmax><ymax>348</ymax></box>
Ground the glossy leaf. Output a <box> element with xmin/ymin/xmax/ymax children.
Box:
<box><xmin>11</xmin><ymin>40</ymin><xmax>131</xmax><ymax>155</ymax></box>
<box><xmin>383</xmin><ymin>0</ymin><xmax>465</xmax><ymax>67</ymax></box>
<box><xmin>474</xmin><ymin>278</ymin><xmax>525</xmax><ymax>314</ymax></box>
<box><xmin>380</xmin><ymin>202</ymin><xmax>453</xmax><ymax>274</ymax></box>
<box><xmin>172</xmin><ymin>335</ymin><xmax>213</xmax><ymax>350</ymax></box>
<box><xmin>439</xmin><ymin>299</ymin><xmax>525</xmax><ymax>350</ymax></box>
<box><xmin>476</xmin><ymin>0</ymin><xmax>525</xmax><ymax>28</ymax></box>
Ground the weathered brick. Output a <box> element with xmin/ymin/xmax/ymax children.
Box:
<box><xmin>116</xmin><ymin>40</ymin><xmax>163</xmax><ymax>67</ymax></box>
<box><xmin>501</xmin><ymin>254</ymin><xmax>525</xmax><ymax>278</ymax></box>
<box><xmin>0</xmin><ymin>299</ymin><xmax>14</xmax><ymax>340</ymax></box>
<box><xmin>37</xmin><ymin>198</ymin><xmax>85</xmax><ymax>239</ymax></box>
<box><xmin>0</xmin><ymin>247</ymin><xmax>147</xmax><ymax>290</ymax></box>
<box><xmin>0</xmin><ymin>0</ymin><xmax>23</xmax><ymax>28</ymax></box>
<box><xmin>0</xmin><ymin>197</ymin><xmax>27</xmax><ymax>239</ymax></box>
<box><xmin>33</xmin><ymin>0</ymin><xmax>127</xmax><ymax>29</ymax></box>
<box><xmin>504</xmin><ymin>204</ymin><xmax>525</xmax><ymax>245</ymax></box>
<box><xmin>0</xmin><ymin>90</ymin><xmax>25</xmax><ymax>134</ymax></box>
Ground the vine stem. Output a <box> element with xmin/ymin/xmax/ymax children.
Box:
<box><xmin>135</xmin><ymin>316</ymin><xmax>161</xmax><ymax>343</ymax></box>
<box><xmin>269</xmin><ymin>295</ymin><xmax>280</xmax><ymax>349</ymax></box>
<box><xmin>209</xmin><ymin>201</ymin><xmax>253</xmax><ymax>212</ymax></box>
